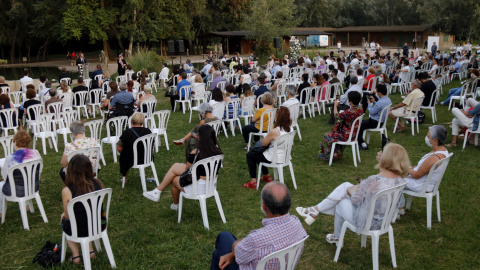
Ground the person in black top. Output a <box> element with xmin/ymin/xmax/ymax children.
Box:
<box><xmin>117</xmin><ymin>54</ymin><xmax>127</xmax><ymax>75</ymax></box>
<box><xmin>58</xmin><ymin>67</ymin><xmax>71</xmax><ymax>85</ymax></box>
<box><xmin>297</xmin><ymin>73</ymin><xmax>310</xmax><ymax>104</ymax></box>
<box><xmin>61</xmin><ymin>154</ymin><xmax>105</xmax><ymax>264</ymax></box>
<box><xmin>72</xmin><ymin>77</ymin><xmax>89</xmax><ymax>105</ymax></box>
<box><xmin>418</xmin><ymin>72</ymin><xmax>437</xmax><ymax>106</ymax></box>
<box><xmin>19</xmin><ymin>86</ymin><xmax>41</xmax><ymax>122</ymax></box>
<box><xmin>143</xmin><ymin>124</ymin><xmax>223</xmax><ymax>210</ymax></box>
<box><xmin>254</xmin><ymin>76</ymin><xmax>270</xmax><ymax>108</ymax></box>
<box><xmin>116</xmin><ymin>112</ymin><xmax>152</xmax><ymax>179</ymax></box>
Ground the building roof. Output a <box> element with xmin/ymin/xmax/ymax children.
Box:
<box><xmin>209</xmin><ymin>29</ymin><xmax>331</xmax><ymax>37</ymax></box>
<box><xmin>327</xmin><ymin>25</ymin><xmax>428</xmax><ymax>33</ymax></box>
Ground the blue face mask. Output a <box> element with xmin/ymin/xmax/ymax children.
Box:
<box><xmin>379</xmin><ymin>78</ymin><xmax>383</xmax><ymax>83</ymax></box>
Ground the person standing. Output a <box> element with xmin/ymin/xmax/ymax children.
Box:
<box><xmin>413</xmin><ymin>37</ymin><xmax>417</xmax><ymax>50</ymax></box>
<box><xmin>117</xmin><ymin>54</ymin><xmax>127</xmax><ymax>76</ymax></box>
<box><xmin>431</xmin><ymin>42</ymin><xmax>438</xmax><ymax>56</ymax></box>
<box><xmin>337</xmin><ymin>41</ymin><xmax>341</xmax><ymax>54</ymax></box>
<box><xmin>424</xmin><ymin>39</ymin><xmax>428</xmax><ymax>49</ymax></box>
<box><xmin>402</xmin><ymin>43</ymin><xmax>410</xmax><ymax>57</ymax></box>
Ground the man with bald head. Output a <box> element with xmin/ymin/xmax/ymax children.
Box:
<box><xmin>210</xmin><ymin>182</ymin><xmax>307</xmax><ymax>270</ymax></box>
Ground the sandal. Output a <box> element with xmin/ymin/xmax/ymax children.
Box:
<box><xmin>261</xmin><ymin>175</ymin><xmax>273</xmax><ymax>183</ymax></box>
<box><xmin>173</xmin><ymin>139</ymin><xmax>184</xmax><ymax>145</ymax></box>
<box><xmin>90</xmin><ymin>251</ymin><xmax>96</xmax><ymax>259</ymax></box>
<box><xmin>326</xmin><ymin>234</ymin><xmax>339</xmax><ymax>245</ymax></box>
<box><xmin>68</xmin><ymin>255</ymin><xmax>81</xmax><ymax>265</ymax></box>
<box><xmin>243</xmin><ymin>181</ymin><xmax>257</xmax><ymax>189</ymax></box>
<box><xmin>445</xmin><ymin>143</ymin><xmax>457</xmax><ymax>147</ymax></box>
<box><xmin>296</xmin><ymin>206</ymin><xmax>319</xmax><ymax>224</ymax></box>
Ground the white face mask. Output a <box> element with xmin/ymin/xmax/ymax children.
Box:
<box><xmin>425</xmin><ymin>136</ymin><xmax>433</xmax><ymax>147</ymax></box>
<box><xmin>260</xmin><ymin>199</ymin><xmax>267</xmax><ymax>216</ymax></box>
<box><xmin>379</xmin><ymin>77</ymin><xmax>383</xmax><ymax>83</ymax></box>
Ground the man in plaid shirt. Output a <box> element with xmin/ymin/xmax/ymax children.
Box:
<box><xmin>211</xmin><ymin>182</ymin><xmax>307</xmax><ymax>270</ymax></box>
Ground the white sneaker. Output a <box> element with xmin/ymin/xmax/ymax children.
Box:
<box><xmin>398</xmin><ymin>208</ymin><xmax>405</xmax><ymax>215</ymax></box>
<box><xmin>170</xmin><ymin>204</ymin><xmax>179</xmax><ymax>211</ymax></box>
<box><xmin>143</xmin><ymin>189</ymin><xmax>161</xmax><ymax>202</ymax></box>
<box><xmin>361</xmin><ymin>143</ymin><xmax>368</xmax><ymax>148</ymax></box>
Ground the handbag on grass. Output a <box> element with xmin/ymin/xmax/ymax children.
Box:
<box><xmin>251</xmin><ymin>140</ymin><xmax>268</xmax><ymax>152</ymax></box>
<box><xmin>179</xmin><ymin>149</ymin><xmax>199</xmax><ymax>187</ymax></box>
<box><xmin>32</xmin><ymin>241</ymin><xmax>61</xmax><ymax>268</ymax></box>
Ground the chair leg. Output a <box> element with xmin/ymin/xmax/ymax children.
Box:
<box><xmin>328</xmin><ymin>143</ymin><xmax>336</xmax><ymax>166</ymax></box>
<box><xmin>100</xmin><ymin>144</ymin><xmax>106</xmax><ymax>166</ymax></box>
<box><xmin>177</xmin><ymin>194</ymin><xmax>184</xmax><ymax>223</ymax></box>
<box><xmin>189</xmin><ymin>108</ymin><xmax>193</xmax><ymax>123</ymax></box>
<box><xmin>94</xmin><ymin>239</ymin><xmax>102</xmax><ymax>252</ymax></box>
<box><xmin>393</xmin><ymin>118</ymin><xmax>399</xmax><ymax>133</ymax></box>
<box><xmin>80</xmin><ymin>240</ymin><xmax>92</xmax><ymax>270</ymax></box>
<box><xmin>19</xmin><ymin>200</ymin><xmax>29</xmax><ymax>230</ymax></box>
<box><xmin>214</xmin><ymin>191</ymin><xmax>227</xmax><ymax>223</ymax></box>
<box><xmin>41</xmin><ymin>137</ymin><xmax>47</xmax><ymax>155</ymax></box>
<box><xmin>426</xmin><ymin>195</ymin><xmax>433</xmax><ymax>229</ymax></box>
<box><xmin>236</xmin><ymin>119</ymin><xmax>243</xmax><ymax>134</ymax></box>
<box><xmin>295</xmin><ymin>124</ymin><xmax>302</xmax><ymax>141</ymax></box>
<box><xmin>139</xmin><ymin>167</ymin><xmax>147</xmax><ymax>192</ymax></box>
<box><xmin>1</xmin><ymin>198</ymin><xmax>6</xmax><ymax>224</ymax></box>
<box><xmin>247</xmin><ymin>133</ymin><xmax>253</xmax><ymax>151</ymax></box>
<box><xmin>388</xmin><ymin>226</ymin><xmax>397</xmax><ymax>268</ymax></box>
<box><xmin>277</xmin><ymin>166</ymin><xmax>284</xmax><ymax>185</ymax></box>
<box><xmin>361</xmin><ymin>235</ymin><xmax>367</xmax><ymax>248</ymax></box>
<box><xmin>256</xmin><ymin>163</ymin><xmax>263</xmax><ymax>190</ymax></box>
<box><xmin>351</xmin><ymin>144</ymin><xmax>358</xmax><ymax>167</ymax></box>
<box><xmin>199</xmin><ymin>198</ymin><xmax>209</xmax><ymax>230</ymax></box>
<box><xmin>221</xmin><ymin>123</ymin><xmax>229</xmax><ymax>138</ymax></box>
<box><xmin>102</xmin><ymin>234</ymin><xmax>117</xmax><ymax>268</ymax></box>
<box><xmin>334</xmin><ymin>222</ymin><xmax>348</xmax><ymax>262</ymax></box>
<box><xmin>436</xmin><ymin>191</ymin><xmax>441</xmax><ymax>222</ymax></box>
<box><xmin>111</xmin><ymin>143</ymin><xmax>117</xmax><ymax>163</ymax></box>
<box><xmin>164</xmin><ymin>133</ymin><xmax>169</xmax><ymax>151</ymax></box>
<box><xmin>371</xmin><ymin>233</ymin><xmax>380</xmax><ymax>270</ymax></box>
<box><xmin>61</xmin><ymin>233</ymin><xmax>67</xmax><ymax>263</ymax></box>
<box><xmin>288</xmin><ymin>162</ymin><xmax>297</xmax><ymax>190</ymax></box>
<box><xmin>151</xmin><ymin>163</ymin><xmax>160</xmax><ymax>186</ymax></box>
<box><xmin>35</xmin><ymin>193</ymin><xmax>48</xmax><ymax>223</ymax></box>
<box><xmin>405</xmin><ymin>194</ymin><xmax>413</xmax><ymax>210</ymax></box>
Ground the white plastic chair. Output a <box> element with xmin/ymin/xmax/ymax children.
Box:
<box><xmin>88</xmin><ymin>89</ymin><xmax>103</xmax><ymax>118</ymax></box>
<box><xmin>363</xmin><ymin>105</ymin><xmax>391</xmax><ymax>144</ymax></box>
<box><xmin>60</xmin><ymin>77</ymin><xmax>71</xmax><ymax>85</ymax></box>
<box><xmin>247</xmin><ymin>109</ymin><xmax>277</xmax><ymax>151</ymax></box>
<box><xmin>329</xmin><ymin>114</ymin><xmax>363</xmax><ymax>167</ymax></box>
<box><xmin>56</xmin><ymin>110</ymin><xmax>77</xmax><ymax>147</ymax></box>
<box><xmin>67</xmin><ymin>147</ymin><xmax>101</xmax><ymax>176</ymax></box>
<box><xmin>404</xmin><ymin>153</ymin><xmax>453</xmax><ymax>229</ymax></box>
<box><xmin>256</xmin><ymin>236</ymin><xmax>309</xmax><ymax>270</ymax></box>
<box><xmin>25</xmin><ymin>104</ymin><xmax>43</xmax><ymax>132</ymax></box>
<box><xmin>223</xmin><ymin>99</ymin><xmax>242</xmax><ymax>136</ymax></box>
<box><xmin>256</xmin><ymin>131</ymin><xmax>297</xmax><ymax>190</ymax></box>
<box><xmin>206</xmin><ymin>119</ymin><xmax>223</xmax><ymax>137</ymax></box>
<box><xmin>420</xmin><ymin>89</ymin><xmax>439</xmax><ymax>123</ymax></box>
<box><xmin>60</xmin><ymin>92</ymin><xmax>75</xmax><ymax>112</ymax></box>
<box><xmin>299</xmin><ymin>87</ymin><xmax>313</xmax><ymax>119</ymax></box>
<box><xmin>10</xmin><ymin>91</ymin><xmax>23</xmax><ymax>108</ymax></box>
<box><xmin>189</xmin><ymin>93</ymin><xmax>207</xmax><ymax>123</ymax></box>
<box><xmin>448</xmin><ymin>82</ymin><xmax>469</xmax><ymax>111</ymax></box>
<box><xmin>1</xmin><ymin>86</ymin><xmax>11</xmax><ymax>95</ymax></box>
<box><xmin>239</xmin><ymin>96</ymin><xmax>256</xmax><ymax>125</ymax></box>
<box><xmin>148</xmin><ymin>72</ymin><xmax>157</xmax><ymax>92</ymax></box>
<box><xmin>151</xmin><ymin>110</ymin><xmax>170</xmax><ymax>152</ymax></box>
<box><xmin>313</xmin><ymin>84</ymin><xmax>331</xmax><ymax>116</ymax></box>
<box><xmin>20</xmin><ymin>80</ymin><xmax>33</xmax><ymax>92</ymax></box>
<box><xmin>1</xmin><ymin>159</ymin><xmax>47</xmax><ymax>230</ymax></box>
<box><xmin>139</xmin><ymin>99</ymin><xmax>157</xmax><ymax>128</ymax></box>
<box><xmin>286</xmin><ymin>103</ymin><xmax>302</xmax><ymax>141</ymax></box>
<box><xmin>211</xmin><ymin>102</ymin><xmax>228</xmax><ymax>138</ymax></box>
<box><xmin>276</xmin><ymin>82</ymin><xmax>287</xmax><ymax>105</ymax></box>
<box><xmin>334</xmin><ymin>183</ymin><xmax>406</xmax><ymax>270</ymax></box>
<box><xmin>174</xmin><ymin>85</ymin><xmax>192</xmax><ymax>114</ymax></box>
<box><xmin>463</xmin><ymin>128</ymin><xmax>480</xmax><ymax>149</ymax></box>
<box><xmin>101</xmin><ymin>116</ymin><xmax>128</xmax><ymax>163</ymax></box>
<box><xmin>60</xmin><ymin>188</ymin><xmax>116</xmax><ymax>270</ymax></box>
<box><xmin>178</xmin><ymin>154</ymin><xmax>226</xmax><ymax>230</ymax></box>
<box><xmin>46</xmin><ymin>101</ymin><xmax>65</xmax><ymax>128</ymax></box>
<box><xmin>393</xmin><ymin>96</ymin><xmax>424</xmax><ymax>136</ymax></box>
<box><xmin>116</xmin><ymin>75</ymin><xmax>127</xmax><ymax>84</ymax></box>
<box><xmin>0</xmin><ymin>108</ymin><xmax>19</xmax><ymax>136</ymax></box>
<box><xmin>84</xmin><ymin>119</ymin><xmax>106</xmax><ymax>166</ymax></box>
<box><xmin>32</xmin><ymin>113</ymin><xmax>59</xmax><ymax>155</ymax></box>
<box><xmin>121</xmin><ymin>133</ymin><xmax>159</xmax><ymax>192</ymax></box>
<box><xmin>83</xmin><ymin>78</ymin><xmax>92</xmax><ymax>90</ymax></box>
<box><xmin>73</xmin><ymin>91</ymin><xmax>89</xmax><ymax>119</ymax></box>
<box><xmin>0</xmin><ymin>135</ymin><xmax>14</xmax><ymax>170</ymax></box>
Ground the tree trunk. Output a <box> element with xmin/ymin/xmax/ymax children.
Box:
<box><xmin>128</xmin><ymin>7</ymin><xmax>137</xmax><ymax>56</ymax></box>
<box><xmin>10</xmin><ymin>24</ymin><xmax>19</xmax><ymax>64</ymax></box>
<box><xmin>103</xmin><ymin>40</ymin><xmax>114</xmax><ymax>61</ymax></box>
<box><xmin>37</xmin><ymin>38</ymin><xmax>50</xmax><ymax>62</ymax></box>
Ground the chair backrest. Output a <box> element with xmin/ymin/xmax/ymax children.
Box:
<box><xmin>206</xmin><ymin>119</ymin><xmax>223</xmax><ymax>136</ymax></box>
<box><xmin>217</xmin><ymin>81</ymin><xmax>226</xmax><ymax>92</ymax></box>
<box><xmin>407</xmin><ymin>96</ymin><xmax>424</xmax><ymax>118</ymax></box>
<box><xmin>211</xmin><ymin>101</ymin><xmax>226</xmax><ymax>120</ymax></box>
<box><xmin>58</xmin><ymin>110</ymin><xmax>77</xmax><ymax>131</ymax></box>
<box><xmin>102</xmin><ymin>81</ymin><xmax>111</xmax><ymax>94</ymax></box>
<box><xmin>0</xmin><ymin>108</ymin><xmax>19</xmax><ymax>129</ymax></box>
<box><xmin>132</xmin><ymin>133</ymin><xmax>156</xmax><ymax>166</ymax></box>
<box><xmin>21</xmin><ymin>80</ymin><xmax>33</xmax><ymax>90</ymax></box>
<box><xmin>190</xmin><ymin>154</ymin><xmax>224</xmax><ymax>197</ymax></box>
<box><xmin>84</xmin><ymin>119</ymin><xmax>104</xmax><ymax>143</ymax></box>
<box><xmin>319</xmin><ymin>84</ymin><xmax>332</xmax><ymax>102</ymax></box>
<box><xmin>66</xmin><ymin>188</ymin><xmax>112</xmax><ymax>239</ymax></box>
<box><xmin>258</xmin><ymin>108</ymin><xmax>277</xmax><ymax>133</ymax></box>
<box><xmin>366</xmin><ymin>76</ymin><xmax>377</xmax><ymax>91</ymax></box>
<box><xmin>148</xmin><ymin>72</ymin><xmax>157</xmax><ymax>83</ymax></box>
<box><xmin>5</xmin><ymin>159</ymin><xmax>43</xmax><ymax>198</ymax></box>
<box><xmin>117</xmin><ymin>75</ymin><xmax>127</xmax><ymax>84</ymax></box>
<box><xmin>74</xmin><ymin>91</ymin><xmax>88</xmax><ymax>106</ymax></box>
<box><xmin>126</xmin><ymin>71</ymin><xmax>134</xmax><ymax>81</ymax></box>
<box><xmin>34</xmin><ymin>113</ymin><xmax>56</xmax><ymax>133</ymax></box>
<box><xmin>47</xmin><ymin>101</ymin><xmax>64</xmax><ymax>116</ymax></box>
<box><xmin>360</xmin><ymin>183</ymin><xmax>406</xmax><ymax>235</ymax></box>
<box><xmin>299</xmin><ymin>87</ymin><xmax>311</xmax><ymax>104</ymax></box>
<box><xmin>60</xmin><ymin>78</ymin><xmax>71</xmax><ymax>85</ymax></box>
<box><xmin>60</xmin><ymin>92</ymin><xmax>75</xmax><ymax>111</ymax></box>
<box><xmin>424</xmin><ymin>89</ymin><xmax>439</xmax><ymax>107</ymax></box>
<box><xmin>1</xmin><ymin>86</ymin><xmax>11</xmax><ymax>95</ymax></box>
<box><xmin>241</xmin><ymin>96</ymin><xmax>256</xmax><ymax>116</ymax></box>
<box><xmin>83</xmin><ymin>78</ymin><xmax>92</xmax><ymax>90</ymax></box>
<box><xmin>67</xmin><ymin>147</ymin><xmax>100</xmax><ymax>175</ymax></box>
<box><xmin>255</xmin><ymin>235</ymin><xmax>309</xmax><ymax>270</ymax></box>
<box><xmin>94</xmin><ymin>75</ymin><xmax>104</xmax><ymax>85</ymax></box>
<box><xmin>345</xmin><ymin>114</ymin><xmax>363</xmax><ymax>143</ymax></box>
<box><xmin>105</xmin><ymin>116</ymin><xmax>128</xmax><ymax>139</ymax></box>
<box><xmin>375</xmin><ymin>104</ymin><xmax>391</xmax><ymax>130</ymax></box>
<box><xmin>9</xmin><ymin>91</ymin><xmax>23</xmax><ymax>107</ymax></box>
<box><xmin>224</xmin><ymin>98</ymin><xmax>241</xmax><ymax>120</ymax></box>
<box><xmin>286</xmin><ymin>103</ymin><xmax>300</xmax><ymax>126</ymax></box>
<box><xmin>417</xmin><ymin>153</ymin><xmax>453</xmax><ymax>194</ymax></box>
<box><xmin>0</xmin><ymin>135</ymin><xmax>15</xmax><ymax>158</ymax></box>
<box><xmin>26</xmin><ymin>103</ymin><xmax>43</xmax><ymax>121</ymax></box>
<box><xmin>38</xmin><ymin>81</ymin><xmax>46</xmax><ymax>91</ymax></box>
<box><xmin>89</xmin><ymin>88</ymin><xmax>103</xmax><ymax>104</ymax></box>
<box><xmin>331</xmin><ymin>83</ymin><xmax>344</xmax><ymax>96</ymax></box>
<box><xmin>140</xmin><ymin>99</ymin><xmax>157</xmax><ymax>119</ymax></box>
<box><xmin>277</xmin><ymin>82</ymin><xmax>287</xmax><ymax>97</ymax></box>
<box><xmin>179</xmin><ymin>85</ymin><xmax>192</xmax><ymax>101</ymax></box>
<box><xmin>269</xmin><ymin>131</ymin><xmax>296</xmax><ymax>165</ymax></box>
<box><xmin>256</xmin><ymin>94</ymin><xmax>265</xmax><ymax>111</ymax></box>
<box><xmin>151</xmin><ymin>110</ymin><xmax>170</xmax><ymax>131</ymax></box>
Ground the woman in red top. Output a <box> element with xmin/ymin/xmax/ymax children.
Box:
<box><xmin>363</xmin><ymin>67</ymin><xmax>376</xmax><ymax>90</ymax></box>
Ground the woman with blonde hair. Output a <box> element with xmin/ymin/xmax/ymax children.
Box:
<box><xmin>137</xmin><ymin>85</ymin><xmax>156</xmax><ymax>111</ymax></box>
<box><xmin>59</xmin><ymin>81</ymin><xmax>70</xmax><ymax>93</ymax></box>
<box><xmin>296</xmin><ymin>142</ymin><xmax>409</xmax><ymax>244</ymax></box>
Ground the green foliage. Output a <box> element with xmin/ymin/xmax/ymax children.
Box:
<box><xmin>127</xmin><ymin>50</ymin><xmax>167</xmax><ymax>73</ymax></box>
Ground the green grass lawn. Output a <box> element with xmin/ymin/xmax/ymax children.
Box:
<box><xmin>1</xmin><ymin>80</ymin><xmax>480</xmax><ymax>269</ymax></box>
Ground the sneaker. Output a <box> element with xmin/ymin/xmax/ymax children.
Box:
<box><xmin>359</xmin><ymin>143</ymin><xmax>368</xmax><ymax>150</ymax></box>
<box><xmin>170</xmin><ymin>203</ymin><xmax>179</xmax><ymax>211</ymax></box>
<box><xmin>143</xmin><ymin>189</ymin><xmax>161</xmax><ymax>202</ymax></box>
<box><xmin>147</xmin><ymin>177</ymin><xmax>155</xmax><ymax>183</ymax></box>
<box><xmin>398</xmin><ymin>208</ymin><xmax>405</xmax><ymax>215</ymax></box>
<box><xmin>326</xmin><ymin>234</ymin><xmax>339</xmax><ymax>245</ymax></box>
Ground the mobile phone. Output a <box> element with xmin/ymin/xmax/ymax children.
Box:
<box><xmin>192</xmin><ymin>132</ymin><xmax>197</xmax><ymax>136</ymax></box>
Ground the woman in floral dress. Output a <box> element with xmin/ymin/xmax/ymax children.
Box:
<box><xmin>319</xmin><ymin>91</ymin><xmax>363</xmax><ymax>161</ymax></box>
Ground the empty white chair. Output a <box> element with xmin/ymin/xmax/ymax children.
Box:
<box><xmin>73</xmin><ymin>91</ymin><xmax>89</xmax><ymax>119</ymax></box>
<box><xmin>247</xmin><ymin>109</ymin><xmax>277</xmax><ymax>151</ymax></box>
<box><xmin>329</xmin><ymin>115</ymin><xmax>363</xmax><ymax>167</ymax></box>
<box><xmin>363</xmin><ymin>105</ymin><xmax>391</xmax><ymax>144</ymax></box>
<box><xmin>448</xmin><ymin>83</ymin><xmax>469</xmax><ymax>111</ymax></box>
<box><xmin>122</xmin><ymin>133</ymin><xmax>159</xmax><ymax>192</ymax></box>
<box><xmin>32</xmin><ymin>113</ymin><xmax>59</xmax><ymax>155</ymax></box>
<box><xmin>84</xmin><ymin>119</ymin><xmax>106</xmax><ymax>166</ymax></box>
<box><xmin>286</xmin><ymin>103</ymin><xmax>302</xmax><ymax>141</ymax></box>
<box><xmin>299</xmin><ymin>87</ymin><xmax>313</xmax><ymax>119</ymax></box>
<box><xmin>1</xmin><ymin>159</ymin><xmax>48</xmax><ymax>230</ymax></box>
<box><xmin>256</xmin><ymin>236</ymin><xmax>309</xmax><ymax>270</ymax></box>
<box><xmin>334</xmin><ymin>183</ymin><xmax>406</xmax><ymax>270</ymax></box>
<box><xmin>67</xmin><ymin>147</ymin><xmax>101</xmax><ymax>176</ymax></box>
<box><xmin>211</xmin><ymin>102</ymin><xmax>228</xmax><ymax>137</ymax></box>
<box><xmin>83</xmin><ymin>78</ymin><xmax>92</xmax><ymax>90</ymax></box>
<box><xmin>223</xmin><ymin>99</ymin><xmax>242</xmax><ymax>136</ymax></box>
<box><xmin>56</xmin><ymin>111</ymin><xmax>78</xmax><ymax>147</ymax></box>
<box><xmin>148</xmin><ymin>72</ymin><xmax>157</xmax><ymax>92</ymax></box>
<box><xmin>101</xmin><ymin>116</ymin><xmax>128</xmax><ymax>163</ymax></box>
<box><xmin>151</xmin><ymin>110</ymin><xmax>170</xmax><ymax>152</ymax></box>
<box><xmin>393</xmin><ymin>96</ymin><xmax>424</xmax><ymax>136</ymax></box>
<box><xmin>178</xmin><ymin>154</ymin><xmax>226</xmax><ymax>230</ymax></box>
<box><xmin>463</xmin><ymin>128</ymin><xmax>480</xmax><ymax>149</ymax></box>
<box><xmin>60</xmin><ymin>188</ymin><xmax>116</xmax><ymax>270</ymax></box>
<box><xmin>404</xmin><ymin>153</ymin><xmax>453</xmax><ymax>229</ymax></box>
<box><xmin>0</xmin><ymin>135</ymin><xmax>14</xmax><ymax>170</ymax></box>
<box><xmin>88</xmin><ymin>89</ymin><xmax>103</xmax><ymax>118</ymax></box>
<box><xmin>174</xmin><ymin>85</ymin><xmax>192</xmax><ymax>114</ymax></box>
<box><xmin>256</xmin><ymin>131</ymin><xmax>297</xmax><ymax>190</ymax></box>
<box><xmin>0</xmin><ymin>108</ymin><xmax>19</xmax><ymax>136</ymax></box>
<box><xmin>10</xmin><ymin>91</ymin><xmax>23</xmax><ymax>108</ymax></box>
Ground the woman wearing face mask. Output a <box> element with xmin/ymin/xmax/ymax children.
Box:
<box><xmin>396</xmin><ymin>125</ymin><xmax>449</xmax><ymax>215</ymax></box>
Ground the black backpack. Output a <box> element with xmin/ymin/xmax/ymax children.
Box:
<box><xmin>32</xmin><ymin>241</ymin><xmax>62</xmax><ymax>268</ymax></box>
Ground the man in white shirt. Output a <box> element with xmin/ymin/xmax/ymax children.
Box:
<box><xmin>159</xmin><ymin>63</ymin><xmax>169</xmax><ymax>80</ymax></box>
<box><xmin>304</xmin><ymin>55</ymin><xmax>311</xmax><ymax>64</ymax></box>
<box><xmin>456</xmin><ymin>43</ymin><xmax>463</xmax><ymax>53</ymax></box>
<box><xmin>370</xmin><ymin>41</ymin><xmax>376</xmax><ymax>52</ymax></box>
<box><xmin>350</xmin><ymin>55</ymin><xmax>359</xmax><ymax>67</ymax></box>
<box><xmin>19</xmin><ymin>70</ymin><xmax>33</xmax><ymax>91</ymax></box>
<box><xmin>337</xmin><ymin>41</ymin><xmax>341</xmax><ymax>53</ymax></box>
<box><xmin>201</xmin><ymin>60</ymin><xmax>213</xmax><ymax>83</ymax></box>
<box><xmin>281</xmin><ymin>85</ymin><xmax>300</xmax><ymax>107</ymax></box>
<box><xmin>325</xmin><ymin>56</ymin><xmax>332</xmax><ymax>66</ymax></box>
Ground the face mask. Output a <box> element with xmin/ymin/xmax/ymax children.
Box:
<box><xmin>425</xmin><ymin>136</ymin><xmax>433</xmax><ymax>147</ymax></box>
<box><xmin>379</xmin><ymin>78</ymin><xmax>383</xmax><ymax>83</ymax></box>
<box><xmin>260</xmin><ymin>199</ymin><xmax>267</xmax><ymax>216</ymax></box>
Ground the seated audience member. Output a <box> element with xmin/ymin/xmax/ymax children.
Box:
<box><xmin>19</xmin><ymin>70</ymin><xmax>33</xmax><ymax>91</ymax></box>
<box><xmin>254</xmin><ymin>76</ymin><xmax>270</xmax><ymax>108</ymax></box>
<box><xmin>90</xmin><ymin>64</ymin><xmax>103</xmax><ymax>87</ymax></box>
<box><xmin>297</xmin><ymin>73</ymin><xmax>310</xmax><ymax>104</ymax></box>
<box><xmin>101</xmin><ymin>81</ymin><xmax>120</xmax><ymax>111</ymax></box>
<box><xmin>191</xmin><ymin>75</ymin><xmax>206</xmax><ymax>99</ymax></box>
<box><xmin>143</xmin><ymin>125</ymin><xmax>223</xmax><ymax>211</ymax></box>
<box><xmin>388</xmin><ymin>80</ymin><xmax>425</xmax><ymax>133</ymax></box>
<box><xmin>319</xmin><ymin>91</ymin><xmax>363</xmax><ymax>161</ymax></box>
<box><xmin>417</xmin><ymin>72</ymin><xmax>437</xmax><ymax>106</ymax></box>
<box><xmin>296</xmin><ymin>143</ymin><xmax>409</xmax><ymax>244</ymax></box>
<box><xmin>238</xmin><ymin>66</ymin><xmax>252</xmax><ymax>87</ymax></box>
<box><xmin>137</xmin><ymin>85</ymin><xmax>156</xmax><ymax>112</ymax></box>
<box><xmin>397</xmin><ymin>126</ymin><xmax>449</xmax><ymax>213</ymax></box>
<box><xmin>438</xmin><ymin>69</ymin><xmax>479</xmax><ymax>105</ymax></box>
<box><xmin>327</xmin><ymin>76</ymin><xmax>362</xmax><ymax>125</ymax></box>
<box><xmin>0</xmin><ymin>94</ymin><xmax>17</xmax><ymax>128</ymax></box>
<box><xmin>58</xmin><ymin>67</ymin><xmax>71</xmax><ymax>85</ymax></box>
<box><xmin>281</xmin><ymin>85</ymin><xmax>300</xmax><ymax>107</ymax></box>
<box><xmin>159</xmin><ymin>63</ymin><xmax>169</xmax><ymax>81</ymax></box>
<box><xmin>45</xmin><ymin>88</ymin><xmax>63</xmax><ymax>111</ymax></box>
<box><xmin>211</xmin><ymin>182</ymin><xmax>307</xmax><ymax>270</ymax></box>
<box><xmin>224</xmin><ymin>84</ymin><xmax>239</xmax><ymax>119</ymax></box>
<box><xmin>244</xmin><ymin>107</ymin><xmax>291</xmax><ymax>189</ymax></box>
<box><xmin>358</xmin><ymin>85</ymin><xmax>392</xmax><ymax>150</ymax></box>
<box><xmin>242</xmin><ymin>92</ymin><xmax>275</xmax><ymax>149</ymax></box>
<box><xmin>446</xmin><ymin>98</ymin><xmax>480</xmax><ymax>146</ymax></box>
<box><xmin>58</xmin><ymin>81</ymin><xmax>70</xmax><ymax>94</ymax></box>
<box><xmin>18</xmin><ymin>85</ymin><xmax>40</xmax><ymax>122</ymax></box>
<box><xmin>208</xmin><ymin>88</ymin><xmax>225</xmax><ymax>118</ymax></box>
<box><xmin>173</xmin><ymin>103</ymin><xmax>218</xmax><ymax>160</ymax></box>
<box><xmin>116</xmin><ymin>113</ymin><xmax>152</xmax><ymax>181</ymax></box>
<box><xmin>330</xmin><ymin>69</ymin><xmax>340</xmax><ymax>84</ymax></box>
<box><xmin>271</xmin><ymin>71</ymin><xmax>284</xmax><ymax>94</ymax></box>
<box><xmin>109</xmin><ymin>81</ymin><xmax>135</xmax><ymax>117</ymax></box>
<box><xmin>170</xmin><ymin>72</ymin><xmax>191</xmax><ymax>111</ymax></box>
<box><xmin>61</xmin><ymin>155</ymin><xmax>105</xmax><ymax>264</ymax></box>
<box><xmin>59</xmin><ymin>121</ymin><xmax>99</xmax><ymax>182</ymax></box>
<box><xmin>0</xmin><ymin>131</ymin><xmax>42</xmax><ymax>219</ymax></box>
<box><xmin>72</xmin><ymin>78</ymin><xmax>89</xmax><ymax>105</ymax></box>
<box><xmin>211</xmin><ymin>71</ymin><xmax>227</xmax><ymax>90</ymax></box>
